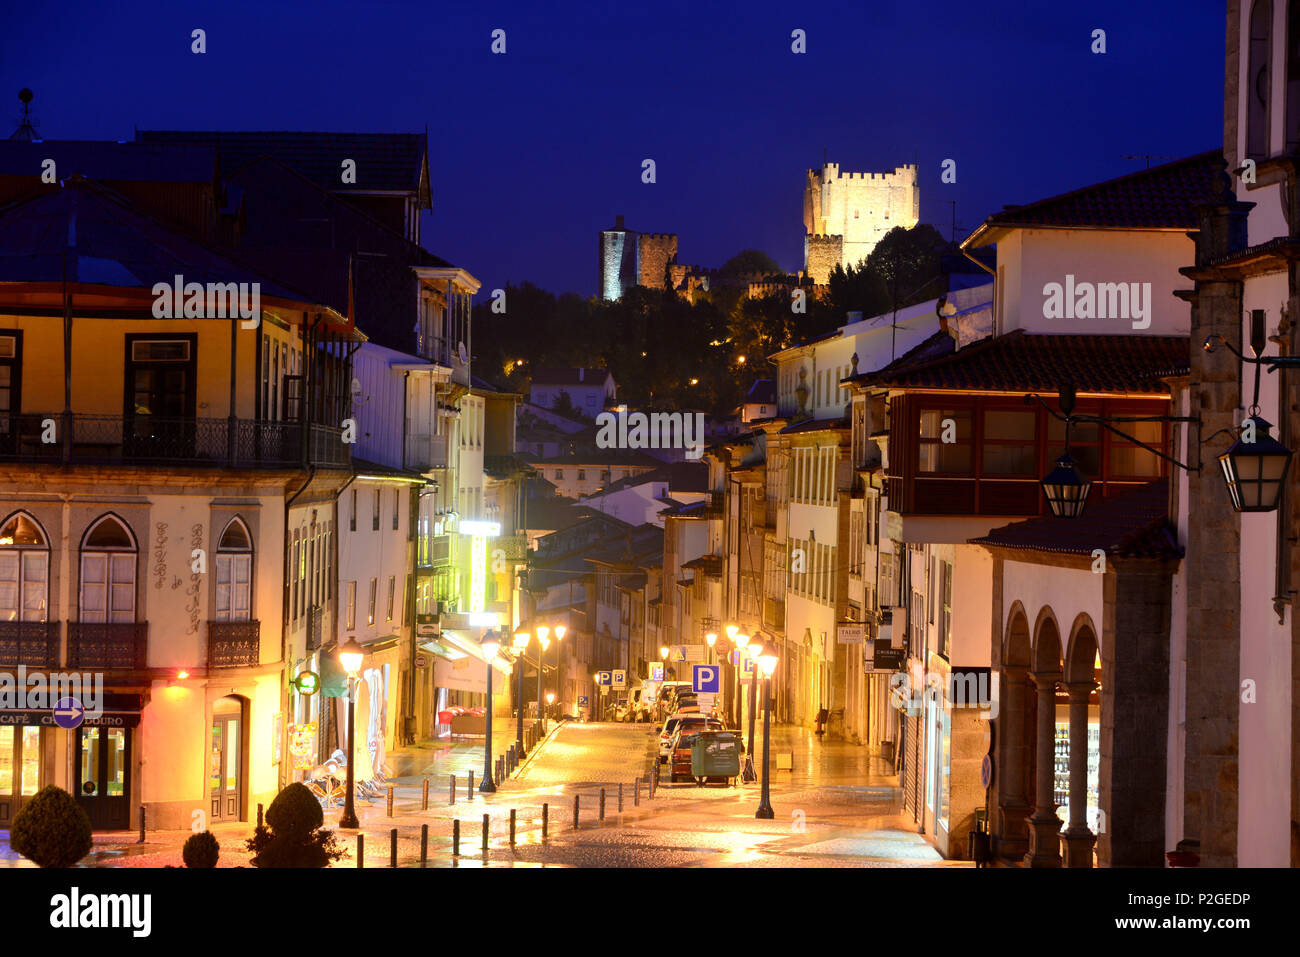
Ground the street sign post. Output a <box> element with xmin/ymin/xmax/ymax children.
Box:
<box><xmin>596</xmin><ymin>671</ymin><xmax>612</xmax><ymax>686</ymax></box>
<box><xmin>612</xmin><ymin>670</ymin><xmax>627</xmax><ymax>690</ymax></box>
<box><xmin>692</xmin><ymin>664</ymin><xmax>720</xmax><ymax>694</ymax></box>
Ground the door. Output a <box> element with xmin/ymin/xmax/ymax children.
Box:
<box><xmin>75</xmin><ymin>726</ymin><xmax>130</xmax><ymax>830</ymax></box>
<box><xmin>124</xmin><ymin>337</ymin><xmax>195</xmax><ymax>459</ymax></box>
<box><xmin>210</xmin><ymin>700</ymin><xmax>243</xmax><ymax>822</ymax></box>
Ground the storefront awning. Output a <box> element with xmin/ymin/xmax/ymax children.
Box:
<box><xmin>441</xmin><ymin>629</ymin><xmax>512</xmax><ymax>676</ymax></box>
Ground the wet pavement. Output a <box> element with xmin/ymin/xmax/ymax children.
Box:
<box><xmin>0</xmin><ymin>720</ymin><xmax>963</xmax><ymax>867</ymax></box>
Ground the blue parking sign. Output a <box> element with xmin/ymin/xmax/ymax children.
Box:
<box><xmin>692</xmin><ymin>664</ymin><xmax>720</xmax><ymax>694</ymax></box>
<box><xmin>596</xmin><ymin>671</ymin><xmax>612</xmax><ymax>686</ymax></box>
<box><xmin>579</xmin><ymin>695</ymin><xmax>589</xmax><ymax>708</ymax></box>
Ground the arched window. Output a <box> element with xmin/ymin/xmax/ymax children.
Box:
<box><xmin>80</xmin><ymin>515</ymin><xmax>136</xmax><ymax>623</ymax></box>
<box><xmin>216</xmin><ymin>517</ymin><xmax>252</xmax><ymax>622</ymax></box>
<box><xmin>1249</xmin><ymin>0</ymin><xmax>1273</xmax><ymax>159</ymax></box>
<box><xmin>0</xmin><ymin>512</ymin><xmax>48</xmax><ymax>622</ymax></box>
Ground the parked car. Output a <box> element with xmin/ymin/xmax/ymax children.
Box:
<box><xmin>614</xmin><ymin>687</ymin><xmax>652</xmax><ymax>723</ymax></box>
<box><xmin>668</xmin><ymin>727</ymin><xmax>702</xmax><ymax>783</ymax></box>
<box><xmin>657</xmin><ymin>713</ymin><xmax>723</xmax><ymax>763</ymax></box>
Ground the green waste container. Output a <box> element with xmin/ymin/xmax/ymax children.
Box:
<box><xmin>691</xmin><ymin>731</ymin><xmax>741</xmax><ymax>784</ymax></box>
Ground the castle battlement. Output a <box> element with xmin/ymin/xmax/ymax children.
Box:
<box><xmin>803</xmin><ymin>161</ymin><xmax>920</xmax><ymax>283</ymax></box>
<box><xmin>638</xmin><ymin>232</ymin><xmax>678</xmax><ymax>242</ymax></box>
<box><xmin>813</xmin><ymin>163</ymin><xmax>917</xmax><ymax>182</ymax></box>
<box><xmin>806</xmin><ymin>233</ymin><xmax>843</xmax><ymax>242</ymax></box>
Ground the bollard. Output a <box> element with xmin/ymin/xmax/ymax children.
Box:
<box><xmin>390</xmin><ymin>828</ymin><xmax>398</xmax><ymax>868</ymax></box>
<box><xmin>357</xmin><ymin>833</ymin><xmax>364</xmax><ymax>869</ymax></box>
<box><xmin>468</xmin><ymin>771</ymin><xmax>474</xmax><ymax>797</ymax></box>
<box><xmin>573</xmin><ymin>794</ymin><xmax>580</xmax><ymax>830</ymax></box>
<box><xmin>635</xmin><ymin>778</ymin><xmax>641</xmax><ymax>807</ymax></box>
<box><xmin>453</xmin><ymin>819</ymin><xmax>461</xmax><ymax>857</ymax></box>
<box><xmin>420</xmin><ymin>823</ymin><xmax>429</xmax><ymax>866</ymax></box>
<box><xmin>599</xmin><ymin>788</ymin><xmax>606</xmax><ymax>821</ymax></box>
<box><xmin>482</xmin><ymin>814</ymin><xmax>490</xmax><ymax>853</ymax></box>
<box><xmin>422</xmin><ymin>778</ymin><xmax>429</xmax><ymax>811</ymax></box>
<box><xmin>618</xmin><ymin>783</ymin><xmax>623</xmax><ymax>813</ymax></box>
<box><xmin>450</xmin><ymin>774</ymin><xmax>456</xmax><ymax>805</ymax></box>
<box><xmin>387</xmin><ymin>784</ymin><xmax>395</xmax><ymax>817</ymax></box>
<box><xmin>137</xmin><ymin>805</ymin><xmax>146</xmax><ymax>844</ymax></box>
<box><xmin>542</xmin><ymin>802</ymin><xmax>549</xmax><ymax>839</ymax></box>
<box><xmin>510</xmin><ymin>808</ymin><xmax>516</xmax><ymax>845</ymax></box>
<box><xmin>256</xmin><ymin>803</ymin><xmax>264</xmax><ymax>828</ymax></box>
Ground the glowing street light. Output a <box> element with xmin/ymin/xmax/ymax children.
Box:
<box><xmin>755</xmin><ymin>644</ymin><xmax>779</xmax><ymax>820</ymax></box>
<box><xmin>480</xmin><ymin>631</ymin><xmax>502</xmax><ymax>793</ymax></box>
<box><xmin>337</xmin><ymin>637</ymin><xmax>365</xmax><ymax>828</ymax></box>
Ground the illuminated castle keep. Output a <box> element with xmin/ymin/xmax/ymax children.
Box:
<box><xmin>599</xmin><ymin>215</ymin><xmax>680</xmax><ymax>300</ymax></box>
<box><xmin>803</xmin><ymin>163</ymin><xmax>920</xmax><ymax>283</ymax></box>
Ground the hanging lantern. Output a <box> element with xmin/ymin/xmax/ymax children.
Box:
<box><xmin>1040</xmin><ymin>454</ymin><xmax>1093</xmax><ymax>519</ymax></box>
<box><xmin>1219</xmin><ymin>416</ymin><xmax>1292</xmax><ymax>512</ymax></box>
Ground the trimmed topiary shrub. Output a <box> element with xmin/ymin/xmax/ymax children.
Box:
<box><xmin>246</xmin><ymin>783</ymin><xmax>344</xmax><ymax>868</ymax></box>
<box><xmin>183</xmin><ymin>830</ymin><xmax>220</xmax><ymax>868</ymax></box>
<box><xmin>10</xmin><ymin>785</ymin><xmax>93</xmax><ymax>868</ymax></box>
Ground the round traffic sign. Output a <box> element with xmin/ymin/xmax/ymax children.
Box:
<box><xmin>53</xmin><ymin>696</ymin><xmax>85</xmax><ymax>730</ymax></box>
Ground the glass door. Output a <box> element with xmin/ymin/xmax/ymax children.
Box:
<box><xmin>0</xmin><ymin>725</ymin><xmax>42</xmax><ymax>826</ymax></box>
<box><xmin>209</xmin><ymin>705</ymin><xmax>242</xmax><ymax>822</ymax></box>
<box><xmin>75</xmin><ymin>726</ymin><xmax>130</xmax><ymax>830</ymax></box>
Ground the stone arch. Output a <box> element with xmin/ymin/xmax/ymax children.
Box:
<box><xmin>1004</xmin><ymin>600</ymin><xmax>1031</xmax><ymax>667</ymax></box>
<box><xmin>1031</xmin><ymin>606</ymin><xmax>1063</xmax><ymax>675</ymax></box>
<box><xmin>1064</xmin><ymin>613</ymin><xmax>1100</xmax><ymax>685</ymax></box>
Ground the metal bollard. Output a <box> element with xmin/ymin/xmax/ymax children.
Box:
<box><xmin>256</xmin><ymin>803</ymin><xmax>264</xmax><ymax>828</ymax></box>
<box><xmin>573</xmin><ymin>794</ymin><xmax>580</xmax><ymax>829</ymax></box>
<box><xmin>422</xmin><ymin>778</ymin><xmax>429</xmax><ymax>810</ymax></box>
<box><xmin>390</xmin><ymin>828</ymin><xmax>398</xmax><ymax>867</ymax></box>
<box><xmin>482</xmin><ymin>814</ymin><xmax>490</xmax><ymax>852</ymax></box>
<box><xmin>357</xmin><ymin>833</ymin><xmax>364</xmax><ymax>868</ymax></box>
<box><xmin>542</xmin><ymin>802</ymin><xmax>549</xmax><ymax>838</ymax></box>
<box><xmin>137</xmin><ymin>806</ymin><xmax>146</xmax><ymax>844</ymax></box>
<box><xmin>420</xmin><ymin>824</ymin><xmax>429</xmax><ymax>866</ymax></box>
<box><xmin>387</xmin><ymin>784</ymin><xmax>395</xmax><ymax>817</ymax></box>
<box><xmin>635</xmin><ymin>778</ymin><xmax>641</xmax><ymax>807</ymax></box>
<box><xmin>510</xmin><ymin>808</ymin><xmax>516</xmax><ymax>845</ymax></box>
<box><xmin>599</xmin><ymin>788</ymin><xmax>606</xmax><ymax>821</ymax></box>
<box><xmin>453</xmin><ymin>819</ymin><xmax>460</xmax><ymax>857</ymax></box>
<box><xmin>450</xmin><ymin>774</ymin><xmax>456</xmax><ymax>805</ymax></box>
<box><xmin>468</xmin><ymin>771</ymin><xmax>474</xmax><ymax>796</ymax></box>
<box><xmin>618</xmin><ymin>783</ymin><xmax>623</xmax><ymax>813</ymax></box>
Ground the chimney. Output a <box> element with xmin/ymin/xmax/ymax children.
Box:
<box><xmin>615</xmin><ymin>215</ymin><xmax>625</xmax><ymax>230</ymax></box>
<box><xmin>846</xmin><ymin>311</ymin><xmax>863</xmax><ymax>324</ymax></box>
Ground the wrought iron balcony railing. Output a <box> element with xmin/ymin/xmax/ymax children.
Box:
<box><xmin>0</xmin><ymin>620</ymin><xmax>60</xmax><ymax>668</ymax></box>
<box><xmin>305</xmin><ymin>605</ymin><xmax>324</xmax><ymax>652</ymax></box>
<box><xmin>0</xmin><ymin>414</ymin><xmax>349</xmax><ymax>469</ymax></box>
<box><xmin>66</xmin><ymin>621</ymin><xmax>147</xmax><ymax>670</ymax></box>
<box><xmin>208</xmin><ymin>620</ymin><xmax>261</xmax><ymax>669</ymax></box>
<box><xmin>763</xmin><ymin>597</ymin><xmax>785</xmax><ymax>633</ymax></box>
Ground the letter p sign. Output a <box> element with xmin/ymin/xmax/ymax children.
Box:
<box><xmin>693</xmin><ymin>664</ymin><xmax>720</xmax><ymax>694</ymax></box>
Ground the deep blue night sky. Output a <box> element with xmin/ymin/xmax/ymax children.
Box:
<box><xmin>2</xmin><ymin>0</ymin><xmax>1224</xmax><ymax>299</ymax></box>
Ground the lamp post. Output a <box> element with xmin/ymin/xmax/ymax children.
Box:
<box><xmin>705</xmin><ymin>630</ymin><xmax>717</xmax><ymax>666</ymax></box>
<box><xmin>337</xmin><ymin>637</ymin><xmax>365</xmax><ymax>829</ymax></box>
<box><xmin>480</xmin><ymin>630</ymin><xmax>501</xmax><ymax>793</ymax></box>
<box><xmin>553</xmin><ymin>624</ymin><xmax>566</xmax><ymax>717</ymax></box>
<box><xmin>738</xmin><ymin>634</ymin><xmax>757</xmax><ymax>783</ymax></box>
<box><xmin>538</xmin><ymin>631</ymin><xmax>551</xmax><ymax>731</ymax></box>
<box><xmin>513</xmin><ymin>631</ymin><xmax>530</xmax><ymax>756</ymax></box>
<box><xmin>725</xmin><ymin>624</ymin><xmax>739</xmax><ymax>723</ymax></box>
<box><xmin>755</xmin><ymin>644</ymin><xmax>779</xmax><ymax>820</ymax></box>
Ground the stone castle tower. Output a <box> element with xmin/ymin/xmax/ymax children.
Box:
<box><xmin>803</xmin><ymin>163</ymin><xmax>920</xmax><ymax>283</ymax></box>
<box><xmin>599</xmin><ymin>215</ymin><xmax>679</xmax><ymax>300</ymax></box>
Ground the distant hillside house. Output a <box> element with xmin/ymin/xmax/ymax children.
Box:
<box><xmin>529</xmin><ymin>367</ymin><xmax>616</xmax><ymax>417</ymax></box>
<box><xmin>741</xmin><ymin>379</ymin><xmax>777</xmax><ymax>423</ymax></box>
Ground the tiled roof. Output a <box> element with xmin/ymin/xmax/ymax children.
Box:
<box><xmin>137</xmin><ymin>130</ymin><xmax>430</xmax><ymax>203</ymax></box>
<box><xmin>854</xmin><ymin>330</ymin><xmax>1187</xmax><ymax>395</ymax></box>
<box><xmin>0</xmin><ymin>140</ymin><xmax>218</xmax><ymax>184</ymax></box>
<box><xmin>969</xmin><ymin>151</ymin><xmax>1222</xmax><ymax>236</ymax></box>
<box><xmin>745</xmin><ymin>379</ymin><xmax>777</xmax><ymax>404</ymax></box>
<box><xmin>533</xmin><ymin>448</ymin><xmax>662</xmax><ymax>468</ymax></box>
<box><xmin>780</xmin><ymin>414</ymin><xmax>849</xmax><ymax>435</ymax></box>
<box><xmin>970</xmin><ymin>479</ymin><xmax>1180</xmax><ymax>560</ymax></box>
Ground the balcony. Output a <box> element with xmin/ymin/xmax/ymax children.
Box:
<box><xmin>208</xmin><ymin>620</ymin><xmax>261</xmax><ymax>669</ymax></box>
<box><xmin>496</xmin><ymin>534</ymin><xmax>528</xmax><ymax>561</ymax></box>
<box><xmin>763</xmin><ymin>597</ymin><xmax>785</xmax><ymax>632</ymax></box>
<box><xmin>66</xmin><ymin>622</ymin><xmax>147</xmax><ymax>670</ymax></box>
<box><xmin>0</xmin><ymin>414</ymin><xmax>349</xmax><ymax>470</ymax></box>
<box><xmin>419</xmin><ymin>534</ymin><xmax>453</xmax><ymax>569</ymax></box>
<box><xmin>0</xmin><ymin>621</ymin><xmax>60</xmax><ymax>668</ymax></box>
<box><xmin>405</xmin><ymin>432</ymin><xmax>448</xmax><ymax>471</ymax></box>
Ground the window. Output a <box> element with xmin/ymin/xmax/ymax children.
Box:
<box><xmin>403</xmin><ymin>575</ymin><xmax>411</xmax><ymax>626</ymax></box>
<box><xmin>601</xmin><ymin>470</ymin><xmax>611</xmax><ymax>482</ymax></box>
<box><xmin>918</xmin><ymin>408</ymin><xmax>972</xmax><ymax>474</ymax></box>
<box><xmin>368</xmin><ymin>578</ymin><xmax>377</xmax><ymax>626</ymax></box>
<box><xmin>938</xmin><ymin>560</ymin><xmax>953</xmax><ymax>659</ymax></box>
<box><xmin>372</xmin><ymin>490</ymin><xmax>380</xmax><ymax>531</ymax></box>
<box><xmin>80</xmin><ymin>515</ymin><xmax>136</xmax><ymax>623</ymax></box>
<box><xmin>880</xmin><ymin>551</ymin><xmax>896</xmax><ymax>609</ymax></box>
<box><xmin>290</xmin><ymin>531</ymin><xmax>299</xmax><ymax>621</ymax></box>
<box><xmin>1046</xmin><ymin>416</ymin><xmax>1101</xmax><ymax>477</ymax></box>
<box><xmin>350</xmin><ymin>489</ymin><xmax>357</xmax><ymax>532</ymax></box>
<box><xmin>982</xmin><ymin>409</ymin><xmax>1037</xmax><ymax>475</ymax></box>
<box><xmin>554</xmin><ymin>470</ymin><xmax>563</xmax><ymax>480</ymax></box>
<box><xmin>0</xmin><ymin>512</ymin><xmax>48</xmax><ymax>622</ymax></box>
<box><xmin>1249</xmin><ymin>0</ymin><xmax>1273</xmax><ymax>159</ymax></box>
<box><xmin>130</xmin><ymin>339</ymin><xmax>190</xmax><ymax>362</ymax></box>
<box><xmin>345</xmin><ymin>581</ymin><xmax>356</xmax><ymax>630</ymax></box>
<box><xmin>387</xmin><ymin>576</ymin><xmax>395</xmax><ymax>621</ymax></box>
<box><xmin>577</xmin><ymin>470</ymin><xmax>586</xmax><ymax>481</ymax></box>
<box><xmin>910</xmin><ymin>589</ymin><xmax>925</xmax><ymax>657</ymax></box>
<box><xmin>215</xmin><ymin>518</ymin><xmax>253</xmax><ymax>622</ymax></box>
<box><xmin>1108</xmin><ymin>420</ymin><xmax>1163</xmax><ymax>478</ymax></box>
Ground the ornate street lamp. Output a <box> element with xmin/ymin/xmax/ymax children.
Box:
<box><xmin>337</xmin><ymin>637</ymin><xmax>365</xmax><ymax>829</ymax></box>
<box><xmin>738</xmin><ymin>634</ymin><xmax>757</xmax><ymax>783</ymax></box>
<box><xmin>755</xmin><ymin>644</ymin><xmax>779</xmax><ymax>820</ymax></box>
<box><xmin>1041</xmin><ymin>454</ymin><xmax>1092</xmax><ymax>519</ymax></box>
<box><xmin>553</xmin><ymin>624</ymin><xmax>566</xmax><ymax>717</ymax></box>
<box><xmin>480</xmin><ymin>630</ymin><xmax>501</xmax><ymax>793</ymax></box>
<box><xmin>538</xmin><ymin>631</ymin><xmax>551</xmax><ymax>732</ymax></box>
<box><xmin>1219</xmin><ymin>417</ymin><xmax>1292</xmax><ymax>511</ymax></box>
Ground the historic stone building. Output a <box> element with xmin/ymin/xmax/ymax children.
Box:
<box><xmin>803</xmin><ymin>163</ymin><xmax>920</xmax><ymax>283</ymax></box>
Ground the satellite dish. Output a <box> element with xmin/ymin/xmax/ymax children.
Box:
<box><xmin>457</xmin><ymin>342</ymin><xmax>469</xmax><ymax>364</ymax></box>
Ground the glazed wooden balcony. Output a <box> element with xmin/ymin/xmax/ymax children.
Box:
<box><xmin>0</xmin><ymin>620</ymin><xmax>60</xmax><ymax>668</ymax></box>
<box><xmin>0</xmin><ymin>413</ymin><xmax>349</xmax><ymax>469</ymax></box>
<box><xmin>208</xmin><ymin>620</ymin><xmax>261</xmax><ymax>669</ymax></box>
<box><xmin>66</xmin><ymin>621</ymin><xmax>148</xmax><ymax>670</ymax></box>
